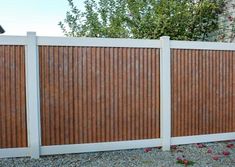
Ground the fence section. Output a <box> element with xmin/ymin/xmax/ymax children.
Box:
<box><xmin>1</xmin><ymin>34</ymin><xmax>235</xmax><ymax>159</ymax></box>
<box><xmin>171</xmin><ymin>49</ymin><xmax>235</xmax><ymax>137</ymax></box>
<box><xmin>0</xmin><ymin>45</ymin><xmax>27</xmax><ymax>148</ymax></box>
<box><xmin>39</xmin><ymin>46</ymin><xmax>161</xmax><ymax>146</ymax></box>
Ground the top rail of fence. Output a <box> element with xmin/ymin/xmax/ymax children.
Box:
<box><xmin>1</xmin><ymin>34</ymin><xmax>235</xmax><ymax>51</ymax></box>
<box><xmin>0</xmin><ymin>35</ymin><xmax>27</xmax><ymax>45</ymax></box>
<box><xmin>171</xmin><ymin>40</ymin><xmax>235</xmax><ymax>51</ymax></box>
<box><xmin>37</xmin><ymin>36</ymin><xmax>161</xmax><ymax>48</ymax></box>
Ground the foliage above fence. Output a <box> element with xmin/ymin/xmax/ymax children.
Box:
<box><xmin>59</xmin><ymin>0</ymin><xmax>225</xmax><ymax>41</ymax></box>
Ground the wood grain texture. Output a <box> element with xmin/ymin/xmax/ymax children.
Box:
<box><xmin>0</xmin><ymin>45</ymin><xmax>27</xmax><ymax>148</ymax></box>
<box><xmin>171</xmin><ymin>49</ymin><xmax>235</xmax><ymax>137</ymax></box>
<box><xmin>39</xmin><ymin>46</ymin><xmax>160</xmax><ymax>146</ymax></box>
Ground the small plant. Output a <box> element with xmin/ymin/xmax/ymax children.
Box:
<box><xmin>222</xmin><ymin>150</ymin><xmax>230</xmax><ymax>156</ymax></box>
<box><xmin>142</xmin><ymin>160</ymin><xmax>153</xmax><ymax>164</ymax></box>
<box><xmin>196</xmin><ymin>143</ymin><xmax>206</xmax><ymax>148</ymax></box>
<box><xmin>176</xmin><ymin>157</ymin><xmax>195</xmax><ymax>166</ymax></box>
<box><xmin>226</xmin><ymin>143</ymin><xmax>234</xmax><ymax>148</ymax></box>
<box><xmin>144</xmin><ymin>148</ymin><xmax>152</xmax><ymax>153</ymax></box>
<box><xmin>207</xmin><ymin>148</ymin><xmax>213</xmax><ymax>154</ymax></box>
<box><xmin>171</xmin><ymin>145</ymin><xmax>177</xmax><ymax>150</ymax></box>
<box><xmin>212</xmin><ymin>156</ymin><xmax>220</xmax><ymax>161</ymax></box>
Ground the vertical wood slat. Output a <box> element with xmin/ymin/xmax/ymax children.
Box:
<box><xmin>0</xmin><ymin>45</ymin><xmax>27</xmax><ymax>148</ymax></box>
<box><xmin>39</xmin><ymin>46</ymin><xmax>160</xmax><ymax>146</ymax></box>
<box><xmin>172</xmin><ymin>49</ymin><xmax>235</xmax><ymax>137</ymax></box>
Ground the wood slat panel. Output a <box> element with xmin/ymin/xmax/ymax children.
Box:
<box><xmin>172</xmin><ymin>49</ymin><xmax>235</xmax><ymax>137</ymax></box>
<box><xmin>0</xmin><ymin>45</ymin><xmax>27</xmax><ymax>148</ymax></box>
<box><xmin>39</xmin><ymin>46</ymin><xmax>160</xmax><ymax>145</ymax></box>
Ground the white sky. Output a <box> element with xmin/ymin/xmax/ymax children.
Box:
<box><xmin>0</xmin><ymin>0</ymin><xmax>84</xmax><ymax>36</ymax></box>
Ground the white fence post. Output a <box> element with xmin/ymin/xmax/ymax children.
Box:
<box><xmin>160</xmin><ymin>36</ymin><xmax>171</xmax><ymax>151</ymax></box>
<box><xmin>25</xmin><ymin>32</ymin><xmax>41</xmax><ymax>158</ymax></box>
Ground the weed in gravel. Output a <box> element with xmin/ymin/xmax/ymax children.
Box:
<box><xmin>176</xmin><ymin>157</ymin><xmax>195</xmax><ymax>166</ymax></box>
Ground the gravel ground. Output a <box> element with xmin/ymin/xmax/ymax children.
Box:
<box><xmin>1</xmin><ymin>141</ymin><xmax>235</xmax><ymax>167</ymax></box>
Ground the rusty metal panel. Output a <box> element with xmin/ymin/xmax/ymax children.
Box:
<box><xmin>172</xmin><ymin>49</ymin><xmax>235</xmax><ymax>137</ymax></box>
<box><xmin>39</xmin><ymin>46</ymin><xmax>160</xmax><ymax>146</ymax></box>
<box><xmin>0</xmin><ymin>45</ymin><xmax>27</xmax><ymax>148</ymax></box>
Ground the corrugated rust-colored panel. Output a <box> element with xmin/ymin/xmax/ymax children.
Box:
<box><xmin>0</xmin><ymin>45</ymin><xmax>27</xmax><ymax>148</ymax></box>
<box><xmin>39</xmin><ymin>46</ymin><xmax>160</xmax><ymax>146</ymax></box>
<box><xmin>172</xmin><ymin>49</ymin><xmax>235</xmax><ymax>137</ymax></box>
